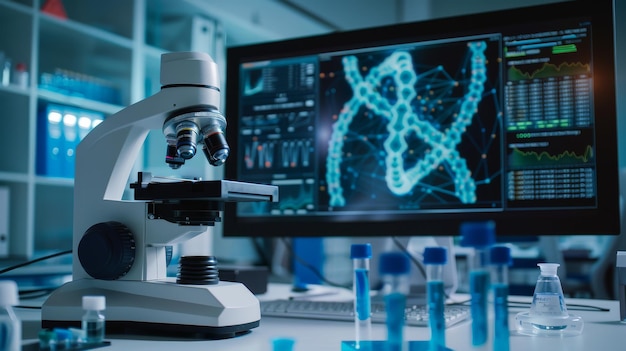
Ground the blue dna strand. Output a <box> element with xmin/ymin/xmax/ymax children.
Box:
<box><xmin>326</xmin><ymin>41</ymin><xmax>488</xmax><ymax>207</ymax></box>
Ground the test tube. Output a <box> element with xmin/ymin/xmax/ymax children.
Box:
<box><xmin>490</xmin><ymin>246</ymin><xmax>512</xmax><ymax>351</ymax></box>
<box><xmin>379</xmin><ymin>252</ymin><xmax>411</xmax><ymax>351</ymax></box>
<box><xmin>351</xmin><ymin>243</ymin><xmax>372</xmax><ymax>346</ymax></box>
<box><xmin>423</xmin><ymin>246</ymin><xmax>447</xmax><ymax>350</ymax></box>
<box><xmin>460</xmin><ymin>221</ymin><xmax>495</xmax><ymax>347</ymax></box>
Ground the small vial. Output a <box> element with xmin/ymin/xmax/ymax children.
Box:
<box><xmin>460</xmin><ymin>221</ymin><xmax>495</xmax><ymax>347</ymax></box>
<box><xmin>490</xmin><ymin>246</ymin><xmax>512</xmax><ymax>351</ymax></box>
<box><xmin>379</xmin><ymin>252</ymin><xmax>410</xmax><ymax>351</ymax></box>
<box><xmin>272</xmin><ymin>337</ymin><xmax>295</xmax><ymax>351</ymax></box>
<box><xmin>351</xmin><ymin>243</ymin><xmax>372</xmax><ymax>346</ymax></box>
<box><xmin>423</xmin><ymin>246</ymin><xmax>447</xmax><ymax>350</ymax></box>
<box><xmin>82</xmin><ymin>295</ymin><xmax>106</xmax><ymax>344</ymax></box>
<box><xmin>1</xmin><ymin>58</ymin><xmax>11</xmax><ymax>86</ymax></box>
<box><xmin>12</xmin><ymin>63</ymin><xmax>28</xmax><ymax>89</ymax></box>
<box><xmin>0</xmin><ymin>280</ymin><xmax>21</xmax><ymax>351</ymax></box>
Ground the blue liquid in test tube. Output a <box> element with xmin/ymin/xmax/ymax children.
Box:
<box><xmin>424</xmin><ymin>246</ymin><xmax>447</xmax><ymax>350</ymax></box>
<box><xmin>379</xmin><ymin>252</ymin><xmax>411</xmax><ymax>351</ymax></box>
<box><xmin>491</xmin><ymin>246</ymin><xmax>512</xmax><ymax>351</ymax></box>
<box><xmin>460</xmin><ymin>221</ymin><xmax>496</xmax><ymax>347</ymax></box>
<box><xmin>351</xmin><ymin>244</ymin><xmax>372</xmax><ymax>347</ymax></box>
<box><xmin>355</xmin><ymin>268</ymin><xmax>371</xmax><ymax>321</ymax></box>
<box><xmin>385</xmin><ymin>292</ymin><xmax>406</xmax><ymax>351</ymax></box>
<box><xmin>470</xmin><ymin>270</ymin><xmax>490</xmax><ymax>346</ymax></box>
<box><xmin>427</xmin><ymin>280</ymin><xmax>445</xmax><ymax>346</ymax></box>
<box><xmin>493</xmin><ymin>283</ymin><xmax>509</xmax><ymax>351</ymax></box>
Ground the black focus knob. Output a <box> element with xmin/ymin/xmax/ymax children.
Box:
<box><xmin>78</xmin><ymin>221</ymin><xmax>136</xmax><ymax>280</ymax></box>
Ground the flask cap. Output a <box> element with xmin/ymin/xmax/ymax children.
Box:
<box><xmin>379</xmin><ymin>252</ymin><xmax>410</xmax><ymax>275</ymax></box>
<box><xmin>82</xmin><ymin>295</ymin><xmax>106</xmax><ymax>311</ymax></box>
<box><xmin>350</xmin><ymin>243</ymin><xmax>372</xmax><ymax>259</ymax></box>
<box><xmin>537</xmin><ymin>263</ymin><xmax>559</xmax><ymax>276</ymax></box>
<box><xmin>0</xmin><ymin>280</ymin><xmax>19</xmax><ymax>306</ymax></box>
<box><xmin>459</xmin><ymin>221</ymin><xmax>496</xmax><ymax>248</ymax></box>
<box><xmin>423</xmin><ymin>247</ymin><xmax>447</xmax><ymax>265</ymax></box>
<box><xmin>490</xmin><ymin>246</ymin><xmax>512</xmax><ymax>266</ymax></box>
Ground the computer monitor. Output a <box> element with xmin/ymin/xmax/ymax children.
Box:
<box><xmin>223</xmin><ymin>0</ymin><xmax>620</xmax><ymax>238</ymax></box>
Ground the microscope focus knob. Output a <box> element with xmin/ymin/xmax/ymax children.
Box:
<box><xmin>78</xmin><ymin>221</ymin><xmax>136</xmax><ymax>280</ymax></box>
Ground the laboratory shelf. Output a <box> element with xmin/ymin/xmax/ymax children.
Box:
<box><xmin>0</xmin><ymin>0</ymin><xmax>233</xmax><ymax>260</ymax></box>
<box><xmin>0</xmin><ymin>83</ymin><xmax>31</xmax><ymax>96</ymax></box>
<box><xmin>33</xmin><ymin>176</ymin><xmax>73</xmax><ymax>187</ymax></box>
<box><xmin>38</xmin><ymin>12</ymin><xmax>134</xmax><ymax>50</ymax></box>
<box><xmin>0</xmin><ymin>92</ymin><xmax>30</xmax><ymax>174</ymax></box>
<box><xmin>37</xmin><ymin>89</ymin><xmax>124</xmax><ymax>115</ymax></box>
<box><xmin>34</xmin><ymin>183</ymin><xmax>73</xmax><ymax>252</ymax></box>
<box><xmin>0</xmin><ymin>0</ymin><xmax>31</xmax><ymax>14</ymax></box>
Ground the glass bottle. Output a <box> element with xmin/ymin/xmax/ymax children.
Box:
<box><xmin>0</xmin><ymin>280</ymin><xmax>21</xmax><ymax>351</ymax></box>
<box><xmin>82</xmin><ymin>295</ymin><xmax>106</xmax><ymax>344</ymax></box>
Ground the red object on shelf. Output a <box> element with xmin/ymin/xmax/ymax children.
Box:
<box><xmin>42</xmin><ymin>0</ymin><xmax>67</xmax><ymax>20</ymax></box>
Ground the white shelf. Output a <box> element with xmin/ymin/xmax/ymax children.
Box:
<box><xmin>39</xmin><ymin>12</ymin><xmax>134</xmax><ymax>49</ymax></box>
<box><xmin>37</xmin><ymin>89</ymin><xmax>124</xmax><ymax>115</ymax></box>
<box><xmin>0</xmin><ymin>0</ymin><xmax>231</xmax><ymax>259</ymax></box>
<box><xmin>0</xmin><ymin>0</ymin><xmax>144</xmax><ymax>259</ymax></box>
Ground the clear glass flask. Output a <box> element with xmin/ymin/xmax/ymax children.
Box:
<box><xmin>515</xmin><ymin>263</ymin><xmax>583</xmax><ymax>336</ymax></box>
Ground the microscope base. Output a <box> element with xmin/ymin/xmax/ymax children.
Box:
<box><xmin>42</xmin><ymin>278</ymin><xmax>260</xmax><ymax>338</ymax></box>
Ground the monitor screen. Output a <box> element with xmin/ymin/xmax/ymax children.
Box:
<box><xmin>224</xmin><ymin>0</ymin><xmax>620</xmax><ymax>237</ymax></box>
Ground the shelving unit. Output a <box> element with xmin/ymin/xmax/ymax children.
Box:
<box><xmin>0</xmin><ymin>0</ymin><xmax>225</xmax><ymax>259</ymax></box>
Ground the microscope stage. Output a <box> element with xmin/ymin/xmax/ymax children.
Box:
<box><xmin>131</xmin><ymin>172</ymin><xmax>279</xmax><ymax>202</ymax></box>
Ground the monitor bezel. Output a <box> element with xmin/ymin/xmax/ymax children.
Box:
<box><xmin>223</xmin><ymin>0</ymin><xmax>620</xmax><ymax>237</ymax></box>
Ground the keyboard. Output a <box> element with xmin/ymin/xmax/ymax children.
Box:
<box><xmin>260</xmin><ymin>299</ymin><xmax>470</xmax><ymax>327</ymax></box>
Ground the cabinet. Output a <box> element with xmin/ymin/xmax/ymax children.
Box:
<box><xmin>0</xmin><ymin>0</ymin><xmax>225</xmax><ymax>259</ymax></box>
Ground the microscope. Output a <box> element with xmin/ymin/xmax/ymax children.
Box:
<box><xmin>41</xmin><ymin>52</ymin><xmax>278</xmax><ymax>338</ymax></box>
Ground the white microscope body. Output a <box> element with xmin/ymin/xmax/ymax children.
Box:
<box><xmin>41</xmin><ymin>52</ymin><xmax>277</xmax><ymax>337</ymax></box>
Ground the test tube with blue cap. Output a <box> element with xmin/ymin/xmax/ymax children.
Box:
<box><xmin>423</xmin><ymin>246</ymin><xmax>447</xmax><ymax>350</ymax></box>
<box><xmin>460</xmin><ymin>220</ymin><xmax>495</xmax><ymax>347</ymax></box>
<box><xmin>379</xmin><ymin>251</ymin><xmax>411</xmax><ymax>351</ymax></box>
<box><xmin>490</xmin><ymin>246</ymin><xmax>512</xmax><ymax>351</ymax></box>
<box><xmin>351</xmin><ymin>243</ymin><xmax>372</xmax><ymax>347</ymax></box>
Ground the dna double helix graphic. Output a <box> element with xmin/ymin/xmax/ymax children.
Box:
<box><xmin>326</xmin><ymin>41</ymin><xmax>488</xmax><ymax>208</ymax></box>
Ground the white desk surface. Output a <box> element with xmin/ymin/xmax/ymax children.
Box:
<box><xmin>17</xmin><ymin>283</ymin><xmax>626</xmax><ymax>351</ymax></box>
